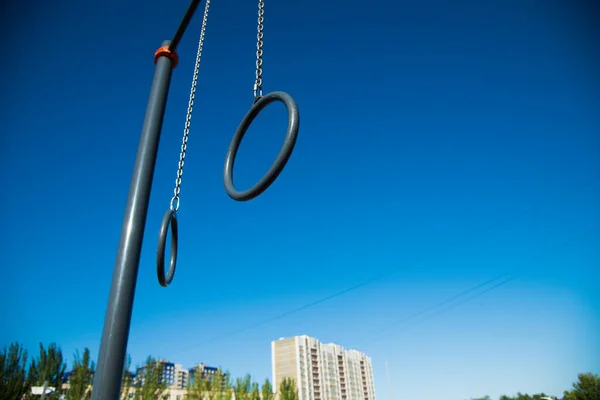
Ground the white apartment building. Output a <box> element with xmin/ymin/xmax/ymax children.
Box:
<box><xmin>173</xmin><ymin>363</ymin><xmax>189</xmax><ymax>390</ymax></box>
<box><xmin>135</xmin><ymin>360</ymin><xmax>188</xmax><ymax>390</ymax></box>
<box><xmin>272</xmin><ymin>335</ymin><xmax>376</xmax><ymax>400</ymax></box>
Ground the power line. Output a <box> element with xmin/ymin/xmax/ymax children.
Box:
<box><xmin>176</xmin><ymin>275</ymin><xmax>388</xmax><ymax>352</ymax></box>
<box><xmin>356</xmin><ymin>273</ymin><xmax>511</xmax><ymax>343</ymax></box>
<box><xmin>365</xmin><ymin>275</ymin><xmax>517</xmax><ymax>346</ymax></box>
<box><xmin>171</xmin><ymin>175</ymin><xmax>599</xmax><ymax>354</ymax></box>
<box><xmin>360</xmin><ymin>225</ymin><xmax>599</xmax><ymax>346</ymax></box>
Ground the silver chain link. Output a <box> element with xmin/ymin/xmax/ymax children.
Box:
<box><xmin>253</xmin><ymin>0</ymin><xmax>265</xmax><ymax>100</ymax></box>
<box><xmin>170</xmin><ymin>0</ymin><xmax>211</xmax><ymax>212</ymax></box>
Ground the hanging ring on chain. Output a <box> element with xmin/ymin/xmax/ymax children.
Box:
<box><xmin>224</xmin><ymin>91</ymin><xmax>300</xmax><ymax>202</ymax></box>
<box><xmin>156</xmin><ymin>209</ymin><xmax>179</xmax><ymax>287</ymax></box>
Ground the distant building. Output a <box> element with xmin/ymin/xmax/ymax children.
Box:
<box><xmin>62</xmin><ymin>370</ymin><xmax>75</xmax><ymax>383</ymax></box>
<box><xmin>136</xmin><ymin>360</ymin><xmax>188</xmax><ymax>389</ymax></box>
<box><xmin>174</xmin><ymin>364</ymin><xmax>189</xmax><ymax>390</ymax></box>
<box><xmin>188</xmin><ymin>363</ymin><xmax>227</xmax><ymax>388</ymax></box>
<box><xmin>272</xmin><ymin>335</ymin><xmax>376</xmax><ymax>400</ymax></box>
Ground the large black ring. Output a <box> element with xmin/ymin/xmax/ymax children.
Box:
<box><xmin>156</xmin><ymin>209</ymin><xmax>178</xmax><ymax>287</ymax></box>
<box><xmin>224</xmin><ymin>91</ymin><xmax>300</xmax><ymax>201</ymax></box>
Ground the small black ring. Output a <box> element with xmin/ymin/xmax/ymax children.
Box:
<box><xmin>156</xmin><ymin>209</ymin><xmax>178</xmax><ymax>287</ymax></box>
<box><xmin>224</xmin><ymin>91</ymin><xmax>300</xmax><ymax>202</ymax></box>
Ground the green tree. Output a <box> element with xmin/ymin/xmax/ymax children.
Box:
<box><xmin>187</xmin><ymin>368</ymin><xmax>230</xmax><ymax>400</ymax></box>
<box><xmin>211</xmin><ymin>369</ymin><xmax>232</xmax><ymax>400</ymax></box>
<box><xmin>564</xmin><ymin>373</ymin><xmax>600</xmax><ymax>400</ymax></box>
<box><xmin>187</xmin><ymin>370</ymin><xmax>210</xmax><ymax>400</ymax></box>
<box><xmin>516</xmin><ymin>393</ymin><xmax>535</xmax><ymax>400</ymax></box>
<box><xmin>531</xmin><ymin>393</ymin><xmax>550</xmax><ymax>400</ymax></box>
<box><xmin>0</xmin><ymin>342</ymin><xmax>30</xmax><ymax>400</ymax></box>
<box><xmin>121</xmin><ymin>354</ymin><xmax>133</xmax><ymax>400</ymax></box>
<box><xmin>249</xmin><ymin>382</ymin><xmax>260</xmax><ymax>400</ymax></box>
<box><xmin>234</xmin><ymin>375</ymin><xmax>252</xmax><ymax>400</ymax></box>
<box><xmin>261</xmin><ymin>379</ymin><xmax>274</xmax><ymax>400</ymax></box>
<box><xmin>208</xmin><ymin>370</ymin><xmax>222</xmax><ymax>400</ymax></box>
<box><xmin>27</xmin><ymin>343</ymin><xmax>66</xmax><ymax>399</ymax></box>
<box><xmin>498</xmin><ymin>394</ymin><xmax>550</xmax><ymax>400</ymax></box>
<box><xmin>220</xmin><ymin>370</ymin><xmax>233</xmax><ymax>400</ymax></box>
<box><xmin>135</xmin><ymin>357</ymin><xmax>167</xmax><ymax>400</ymax></box>
<box><xmin>279</xmin><ymin>377</ymin><xmax>298</xmax><ymax>400</ymax></box>
<box><xmin>66</xmin><ymin>348</ymin><xmax>95</xmax><ymax>400</ymax></box>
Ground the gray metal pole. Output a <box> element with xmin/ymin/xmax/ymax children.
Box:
<box><xmin>40</xmin><ymin>381</ymin><xmax>47</xmax><ymax>400</ymax></box>
<box><xmin>91</xmin><ymin>41</ymin><xmax>175</xmax><ymax>400</ymax></box>
<box><xmin>170</xmin><ymin>0</ymin><xmax>201</xmax><ymax>51</ymax></box>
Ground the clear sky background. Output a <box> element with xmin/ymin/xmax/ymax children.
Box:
<box><xmin>2</xmin><ymin>0</ymin><xmax>599</xmax><ymax>399</ymax></box>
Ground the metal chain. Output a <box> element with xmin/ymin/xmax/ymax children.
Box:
<box><xmin>170</xmin><ymin>0</ymin><xmax>211</xmax><ymax>212</ymax></box>
<box><xmin>253</xmin><ymin>0</ymin><xmax>265</xmax><ymax>100</ymax></box>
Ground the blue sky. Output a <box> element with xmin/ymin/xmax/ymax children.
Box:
<box><xmin>2</xmin><ymin>0</ymin><xmax>599</xmax><ymax>399</ymax></box>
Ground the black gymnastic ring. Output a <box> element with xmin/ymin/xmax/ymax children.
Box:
<box><xmin>156</xmin><ymin>209</ymin><xmax>178</xmax><ymax>287</ymax></box>
<box><xmin>224</xmin><ymin>91</ymin><xmax>300</xmax><ymax>201</ymax></box>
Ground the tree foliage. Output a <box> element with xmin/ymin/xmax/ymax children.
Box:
<box><xmin>250</xmin><ymin>382</ymin><xmax>260</xmax><ymax>400</ymax></box>
<box><xmin>209</xmin><ymin>369</ymin><xmax>231</xmax><ymax>400</ymax></box>
<box><xmin>476</xmin><ymin>393</ymin><xmax>550</xmax><ymax>400</ymax></box>
<box><xmin>564</xmin><ymin>373</ymin><xmax>600</xmax><ymax>400</ymax></box>
<box><xmin>234</xmin><ymin>375</ymin><xmax>252</xmax><ymax>400</ymax></box>
<box><xmin>187</xmin><ymin>369</ymin><xmax>210</xmax><ymax>400</ymax></box>
<box><xmin>0</xmin><ymin>342</ymin><xmax>30</xmax><ymax>400</ymax></box>
<box><xmin>188</xmin><ymin>368</ymin><xmax>232</xmax><ymax>400</ymax></box>
<box><xmin>121</xmin><ymin>354</ymin><xmax>134</xmax><ymax>400</ymax></box>
<box><xmin>27</xmin><ymin>343</ymin><xmax>66</xmax><ymax>399</ymax></box>
<box><xmin>261</xmin><ymin>379</ymin><xmax>274</xmax><ymax>400</ymax></box>
<box><xmin>2</xmin><ymin>339</ymin><xmax>598</xmax><ymax>400</ymax></box>
<box><xmin>135</xmin><ymin>357</ymin><xmax>167</xmax><ymax>400</ymax></box>
<box><xmin>187</xmin><ymin>374</ymin><xmax>281</xmax><ymax>400</ymax></box>
<box><xmin>279</xmin><ymin>377</ymin><xmax>298</xmax><ymax>400</ymax></box>
<box><xmin>220</xmin><ymin>370</ymin><xmax>233</xmax><ymax>400</ymax></box>
<box><xmin>66</xmin><ymin>348</ymin><xmax>95</xmax><ymax>400</ymax></box>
